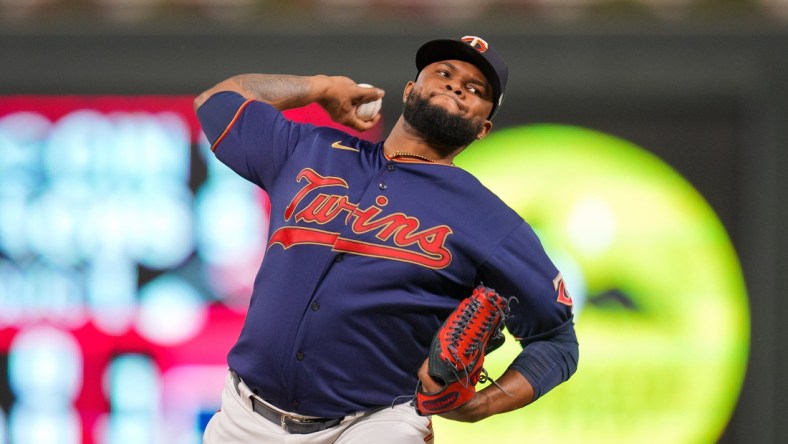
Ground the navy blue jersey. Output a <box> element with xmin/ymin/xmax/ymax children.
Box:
<box><xmin>197</xmin><ymin>91</ymin><xmax>575</xmax><ymax>418</ymax></box>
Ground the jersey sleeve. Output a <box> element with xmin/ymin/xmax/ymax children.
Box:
<box><xmin>196</xmin><ymin>91</ymin><xmax>311</xmax><ymax>190</ymax></box>
<box><xmin>478</xmin><ymin>221</ymin><xmax>574</xmax><ymax>344</ymax></box>
<box><xmin>478</xmin><ymin>222</ymin><xmax>579</xmax><ymax>399</ymax></box>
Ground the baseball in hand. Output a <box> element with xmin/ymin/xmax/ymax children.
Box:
<box><xmin>356</xmin><ymin>83</ymin><xmax>382</xmax><ymax>121</ymax></box>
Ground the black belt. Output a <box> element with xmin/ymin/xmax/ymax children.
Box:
<box><xmin>230</xmin><ymin>371</ymin><xmax>344</xmax><ymax>434</ymax></box>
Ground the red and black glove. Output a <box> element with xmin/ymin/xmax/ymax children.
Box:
<box><xmin>415</xmin><ymin>285</ymin><xmax>511</xmax><ymax>415</ymax></box>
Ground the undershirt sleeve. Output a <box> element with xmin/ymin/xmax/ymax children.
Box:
<box><xmin>509</xmin><ymin>320</ymin><xmax>579</xmax><ymax>401</ymax></box>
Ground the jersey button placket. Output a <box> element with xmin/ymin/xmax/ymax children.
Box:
<box><xmin>379</xmin><ymin>162</ymin><xmax>395</xmax><ymax>189</ymax></box>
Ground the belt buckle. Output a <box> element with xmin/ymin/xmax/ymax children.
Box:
<box><xmin>280</xmin><ymin>415</ymin><xmax>289</xmax><ymax>433</ymax></box>
<box><xmin>281</xmin><ymin>413</ymin><xmax>311</xmax><ymax>434</ymax></box>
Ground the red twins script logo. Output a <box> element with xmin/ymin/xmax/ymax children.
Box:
<box><xmin>269</xmin><ymin>169</ymin><xmax>453</xmax><ymax>269</ymax></box>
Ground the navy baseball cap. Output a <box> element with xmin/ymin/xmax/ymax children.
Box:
<box><xmin>415</xmin><ymin>35</ymin><xmax>509</xmax><ymax>119</ymax></box>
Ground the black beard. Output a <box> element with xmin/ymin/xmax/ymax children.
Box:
<box><xmin>402</xmin><ymin>90</ymin><xmax>482</xmax><ymax>150</ymax></box>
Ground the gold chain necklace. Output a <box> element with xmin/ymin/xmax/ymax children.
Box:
<box><xmin>392</xmin><ymin>151</ymin><xmax>453</xmax><ymax>165</ymax></box>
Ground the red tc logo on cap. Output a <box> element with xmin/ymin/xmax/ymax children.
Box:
<box><xmin>461</xmin><ymin>36</ymin><xmax>488</xmax><ymax>53</ymax></box>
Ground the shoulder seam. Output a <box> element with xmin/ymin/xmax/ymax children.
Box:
<box><xmin>210</xmin><ymin>99</ymin><xmax>255</xmax><ymax>153</ymax></box>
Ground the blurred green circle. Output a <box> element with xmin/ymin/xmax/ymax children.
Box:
<box><xmin>437</xmin><ymin>124</ymin><xmax>749</xmax><ymax>444</ymax></box>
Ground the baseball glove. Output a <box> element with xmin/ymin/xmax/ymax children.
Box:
<box><xmin>415</xmin><ymin>285</ymin><xmax>511</xmax><ymax>415</ymax></box>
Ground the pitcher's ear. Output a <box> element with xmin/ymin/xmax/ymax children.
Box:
<box><xmin>476</xmin><ymin>120</ymin><xmax>494</xmax><ymax>141</ymax></box>
<box><xmin>403</xmin><ymin>81</ymin><xmax>415</xmax><ymax>102</ymax></box>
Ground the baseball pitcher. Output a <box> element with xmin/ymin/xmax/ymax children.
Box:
<box><xmin>195</xmin><ymin>35</ymin><xmax>579</xmax><ymax>443</ymax></box>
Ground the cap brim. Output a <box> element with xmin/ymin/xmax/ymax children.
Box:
<box><xmin>415</xmin><ymin>39</ymin><xmax>501</xmax><ymax>113</ymax></box>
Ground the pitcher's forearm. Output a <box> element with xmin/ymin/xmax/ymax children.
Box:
<box><xmin>438</xmin><ymin>369</ymin><xmax>534</xmax><ymax>423</ymax></box>
<box><xmin>194</xmin><ymin>73</ymin><xmax>383</xmax><ymax>132</ymax></box>
<box><xmin>194</xmin><ymin>74</ymin><xmax>330</xmax><ymax>112</ymax></box>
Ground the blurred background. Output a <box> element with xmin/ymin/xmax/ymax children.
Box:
<box><xmin>0</xmin><ymin>1</ymin><xmax>786</xmax><ymax>443</ymax></box>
